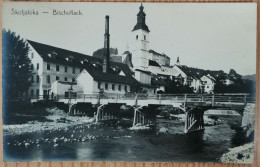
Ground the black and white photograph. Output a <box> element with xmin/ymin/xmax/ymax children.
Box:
<box><xmin>2</xmin><ymin>2</ymin><xmax>257</xmax><ymax>163</ymax></box>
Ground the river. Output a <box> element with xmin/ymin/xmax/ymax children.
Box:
<box><xmin>3</xmin><ymin>114</ymin><xmax>248</xmax><ymax>162</ymax></box>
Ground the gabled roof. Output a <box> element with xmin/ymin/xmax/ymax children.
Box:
<box><xmin>28</xmin><ymin>40</ymin><xmax>138</xmax><ymax>85</ymax></box>
<box><xmin>175</xmin><ymin>65</ymin><xmax>205</xmax><ymax>79</ymax></box>
<box><xmin>135</xmin><ymin>69</ymin><xmax>152</xmax><ymax>75</ymax></box>
<box><xmin>149</xmin><ymin>50</ymin><xmax>170</xmax><ymax>59</ymax></box>
<box><xmin>122</xmin><ymin>51</ymin><xmax>133</xmax><ymax>68</ymax></box>
<box><xmin>85</xmin><ymin>69</ymin><xmax>138</xmax><ymax>85</ymax></box>
<box><xmin>28</xmin><ymin>40</ymin><xmax>98</xmax><ymax>67</ymax></box>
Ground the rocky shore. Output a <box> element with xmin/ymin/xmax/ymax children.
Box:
<box><xmin>220</xmin><ymin>103</ymin><xmax>255</xmax><ymax>163</ymax></box>
<box><xmin>3</xmin><ymin>107</ymin><xmax>95</xmax><ymax>136</ymax></box>
<box><xmin>220</xmin><ymin>142</ymin><xmax>254</xmax><ymax>163</ymax></box>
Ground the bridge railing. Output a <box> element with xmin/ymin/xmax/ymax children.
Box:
<box><xmin>59</xmin><ymin>93</ymin><xmax>252</xmax><ymax>104</ymax></box>
<box><xmin>12</xmin><ymin>92</ymin><xmax>253</xmax><ymax>104</ymax></box>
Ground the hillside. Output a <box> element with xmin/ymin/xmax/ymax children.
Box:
<box><xmin>242</xmin><ymin>74</ymin><xmax>256</xmax><ymax>81</ymax></box>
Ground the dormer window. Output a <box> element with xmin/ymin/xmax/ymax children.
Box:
<box><xmin>66</xmin><ymin>56</ymin><xmax>74</xmax><ymax>62</ymax></box>
<box><xmin>48</xmin><ymin>51</ymin><xmax>57</xmax><ymax>59</ymax></box>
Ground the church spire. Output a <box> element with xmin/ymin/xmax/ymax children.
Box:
<box><xmin>176</xmin><ymin>57</ymin><xmax>180</xmax><ymax>65</ymax></box>
<box><xmin>132</xmin><ymin>3</ymin><xmax>150</xmax><ymax>32</ymax></box>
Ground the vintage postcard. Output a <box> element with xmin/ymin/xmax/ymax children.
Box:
<box><xmin>2</xmin><ymin>2</ymin><xmax>257</xmax><ymax>163</ymax></box>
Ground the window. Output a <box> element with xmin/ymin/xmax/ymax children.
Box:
<box><xmin>47</xmin><ymin>63</ymin><xmax>50</xmax><ymax>70</ymax></box>
<box><xmin>72</xmin><ymin>77</ymin><xmax>75</xmax><ymax>82</ymax></box>
<box><xmin>31</xmin><ymin>76</ymin><xmax>34</xmax><ymax>82</ymax></box>
<box><xmin>36</xmin><ymin>89</ymin><xmax>39</xmax><ymax>97</ymax></box>
<box><xmin>65</xmin><ymin>66</ymin><xmax>68</xmax><ymax>72</ymax></box>
<box><xmin>31</xmin><ymin>89</ymin><xmax>34</xmax><ymax>96</ymax></box>
<box><xmin>105</xmin><ymin>83</ymin><xmax>108</xmax><ymax>90</ymax></box>
<box><xmin>112</xmin><ymin>84</ymin><xmax>115</xmax><ymax>90</ymax></box>
<box><xmin>207</xmin><ymin>86</ymin><xmax>209</xmax><ymax>88</ymax></box>
<box><xmin>31</xmin><ymin>64</ymin><xmax>34</xmax><ymax>70</ymax></box>
<box><xmin>56</xmin><ymin>76</ymin><xmax>59</xmax><ymax>81</ymax></box>
<box><xmin>73</xmin><ymin>67</ymin><xmax>76</xmax><ymax>74</ymax></box>
<box><xmin>31</xmin><ymin>53</ymin><xmax>34</xmax><ymax>59</ymax></box>
<box><xmin>136</xmin><ymin>35</ymin><xmax>138</xmax><ymax>40</ymax></box>
<box><xmin>98</xmin><ymin>82</ymin><xmax>101</xmax><ymax>89</ymax></box>
<box><xmin>36</xmin><ymin>75</ymin><xmax>39</xmax><ymax>83</ymax></box>
<box><xmin>64</xmin><ymin>77</ymin><xmax>67</xmax><ymax>81</ymax></box>
<box><xmin>37</xmin><ymin>63</ymin><xmax>39</xmax><ymax>70</ymax></box>
<box><xmin>56</xmin><ymin>65</ymin><xmax>59</xmax><ymax>71</ymax></box>
<box><xmin>47</xmin><ymin>75</ymin><xmax>50</xmax><ymax>84</ymax></box>
<box><xmin>144</xmin><ymin>35</ymin><xmax>146</xmax><ymax>40</ymax></box>
<box><xmin>118</xmin><ymin>85</ymin><xmax>121</xmax><ymax>91</ymax></box>
<box><xmin>125</xmin><ymin>85</ymin><xmax>127</xmax><ymax>92</ymax></box>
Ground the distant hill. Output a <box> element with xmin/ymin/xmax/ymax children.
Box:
<box><xmin>242</xmin><ymin>74</ymin><xmax>256</xmax><ymax>81</ymax></box>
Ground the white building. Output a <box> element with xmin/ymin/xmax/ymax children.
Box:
<box><xmin>172</xmin><ymin>64</ymin><xmax>203</xmax><ymax>92</ymax></box>
<box><xmin>200</xmin><ymin>74</ymin><xmax>216</xmax><ymax>94</ymax></box>
<box><xmin>76</xmin><ymin>68</ymin><xmax>136</xmax><ymax>95</ymax></box>
<box><xmin>28</xmin><ymin>40</ymin><xmax>82</xmax><ymax>98</ymax></box>
<box><xmin>27</xmin><ymin>40</ymin><xmax>139</xmax><ymax>98</ymax></box>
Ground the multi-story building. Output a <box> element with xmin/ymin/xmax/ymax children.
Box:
<box><xmin>28</xmin><ymin>40</ymin><xmax>82</xmax><ymax>98</ymax></box>
<box><xmin>27</xmin><ymin>40</ymin><xmax>139</xmax><ymax>97</ymax></box>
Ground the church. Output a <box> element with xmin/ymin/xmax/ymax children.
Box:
<box><xmin>26</xmin><ymin>3</ymin><xmax>217</xmax><ymax>98</ymax></box>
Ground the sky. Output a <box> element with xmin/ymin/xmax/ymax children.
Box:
<box><xmin>2</xmin><ymin>2</ymin><xmax>257</xmax><ymax>75</ymax></box>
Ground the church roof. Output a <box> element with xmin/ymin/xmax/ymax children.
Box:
<box><xmin>149</xmin><ymin>50</ymin><xmax>170</xmax><ymax>59</ymax></box>
<box><xmin>27</xmin><ymin>40</ymin><xmax>138</xmax><ymax>85</ymax></box>
<box><xmin>132</xmin><ymin>3</ymin><xmax>150</xmax><ymax>32</ymax></box>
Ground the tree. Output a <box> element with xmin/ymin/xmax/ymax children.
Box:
<box><xmin>165</xmin><ymin>80</ymin><xmax>194</xmax><ymax>94</ymax></box>
<box><xmin>2</xmin><ymin>29</ymin><xmax>33</xmax><ymax>98</ymax></box>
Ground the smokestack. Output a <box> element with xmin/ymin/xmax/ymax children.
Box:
<box><xmin>103</xmin><ymin>15</ymin><xmax>110</xmax><ymax>73</ymax></box>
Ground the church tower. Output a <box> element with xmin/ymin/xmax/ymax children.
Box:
<box><xmin>130</xmin><ymin>3</ymin><xmax>151</xmax><ymax>70</ymax></box>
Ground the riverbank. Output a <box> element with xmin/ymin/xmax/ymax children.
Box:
<box><xmin>3</xmin><ymin>107</ymin><xmax>95</xmax><ymax>136</ymax></box>
<box><xmin>220</xmin><ymin>103</ymin><xmax>255</xmax><ymax>163</ymax></box>
<box><xmin>220</xmin><ymin>142</ymin><xmax>254</xmax><ymax>163</ymax></box>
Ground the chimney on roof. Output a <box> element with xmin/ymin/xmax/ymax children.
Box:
<box><xmin>103</xmin><ymin>15</ymin><xmax>110</xmax><ymax>73</ymax></box>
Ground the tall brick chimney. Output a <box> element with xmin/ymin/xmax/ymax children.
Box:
<box><xmin>103</xmin><ymin>15</ymin><xmax>110</xmax><ymax>73</ymax></box>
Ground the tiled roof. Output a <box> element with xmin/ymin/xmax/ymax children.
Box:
<box><xmin>28</xmin><ymin>40</ymin><xmax>138</xmax><ymax>85</ymax></box>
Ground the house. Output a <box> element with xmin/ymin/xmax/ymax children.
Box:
<box><xmin>51</xmin><ymin>81</ymin><xmax>81</xmax><ymax>98</ymax></box>
<box><xmin>200</xmin><ymin>74</ymin><xmax>216</xmax><ymax>94</ymax></box>
<box><xmin>27</xmin><ymin>40</ymin><xmax>83</xmax><ymax>98</ymax></box>
<box><xmin>172</xmin><ymin>64</ymin><xmax>203</xmax><ymax>92</ymax></box>
<box><xmin>134</xmin><ymin>69</ymin><xmax>157</xmax><ymax>94</ymax></box>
